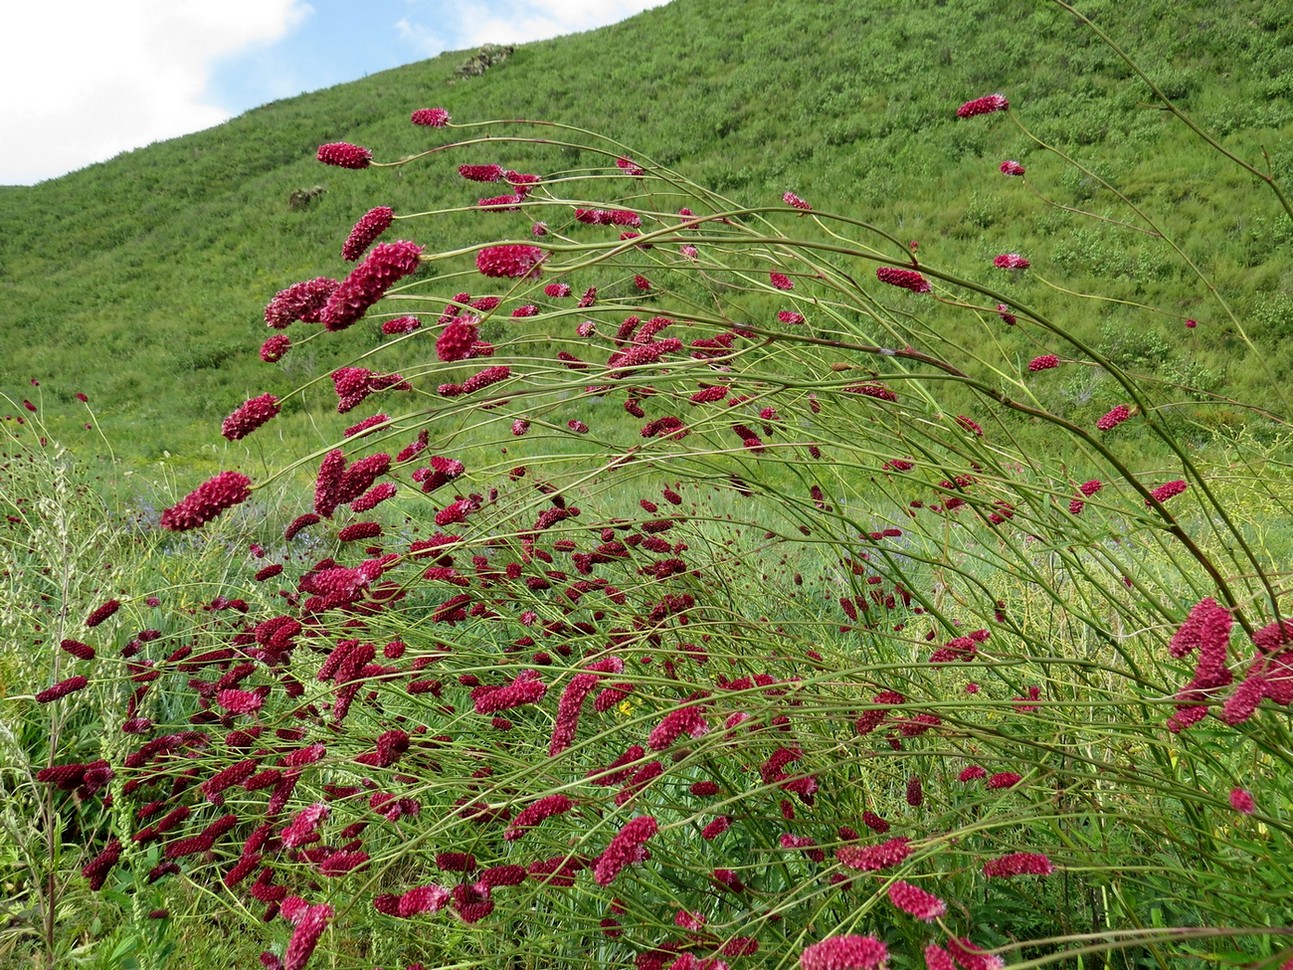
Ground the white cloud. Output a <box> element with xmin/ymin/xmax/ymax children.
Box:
<box><xmin>0</xmin><ymin>0</ymin><xmax>311</xmax><ymax>185</ymax></box>
<box><xmin>398</xmin><ymin>0</ymin><xmax>664</xmax><ymax>55</ymax></box>
<box><xmin>395</xmin><ymin>16</ymin><xmax>448</xmax><ymax>58</ymax></box>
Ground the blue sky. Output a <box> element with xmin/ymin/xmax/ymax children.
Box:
<box><xmin>0</xmin><ymin>0</ymin><xmax>664</xmax><ymax>186</ymax></box>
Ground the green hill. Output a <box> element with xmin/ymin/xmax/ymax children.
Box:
<box><xmin>4</xmin><ymin>0</ymin><xmax>1293</xmax><ymax>462</ymax></box>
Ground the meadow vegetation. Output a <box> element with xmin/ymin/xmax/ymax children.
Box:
<box><xmin>2</xmin><ymin>2</ymin><xmax>1293</xmax><ymax>970</ymax></box>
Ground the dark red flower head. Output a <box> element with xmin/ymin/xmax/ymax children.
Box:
<box><xmin>264</xmin><ymin>277</ymin><xmax>339</xmax><ymax>328</ymax></box>
<box><xmin>957</xmin><ymin>93</ymin><xmax>1009</xmax><ymax>117</ymax></box>
<box><xmin>876</xmin><ymin>266</ymin><xmax>931</xmax><ymax>293</ymax></box>
<box><xmin>342</xmin><ymin>206</ymin><xmax>394</xmax><ymax>261</ymax></box>
<box><xmin>411</xmin><ymin>107</ymin><xmax>450</xmax><ymax>127</ymax></box>
<box><xmin>800</xmin><ymin>935</ymin><xmax>888</xmax><ymax>970</ymax></box>
<box><xmin>85</xmin><ymin>599</ymin><xmax>121</xmax><ymax>627</ymax></box>
<box><xmin>260</xmin><ymin>335</ymin><xmax>291</xmax><ymax>362</ymax></box>
<box><xmin>476</xmin><ymin>244</ymin><xmax>547</xmax><ymax>279</ymax></box>
<box><xmin>160</xmin><ymin>472</ymin><xmax>252</xmax><ymax>531</ymax></box>
<box><xmin>321</xmin><ymin>241</ymin><xmax>424</xmax><ymax>331</ymax></box>
<box><xmin>222</xmin><ymin>394</ymin><xmax>281</xmax><ymax>441</ymax></box>
<box><xmin>317</xmin><ymin>142</ymin><xmax>372</xmax><ymax>169</ymax></box>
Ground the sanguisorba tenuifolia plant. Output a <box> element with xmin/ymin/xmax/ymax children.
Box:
<box><xmin>28</xmin><ymin>54</ymin><xmax>1293</xmax><ymax>970</ymax></box>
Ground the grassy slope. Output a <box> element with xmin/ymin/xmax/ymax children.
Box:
<box><xmin>2</xmin><ymin>0</ymin><xmax>1292</xmax><ymax>464</ymax></box>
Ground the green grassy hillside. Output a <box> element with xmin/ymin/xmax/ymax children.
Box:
<box><xmin>3</xmin><ymin>0</ymin><xmax>1292</xmax><ymax>462</ymax></box>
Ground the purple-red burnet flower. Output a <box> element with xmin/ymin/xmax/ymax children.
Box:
<box><xmin>836</xmin><ymin>836</ymin><xmax>911</xmax><ymax>871</ymax></box>
<box><xmin>160</xmin><ymin>471</ymin><xmax>252</xmax><ymax>531</ymax></box>
<box><xmin>381</xmin><ymin>315</ymin><xmax>421</xmax><ymax>335</ymax></box>
<box><xmin>1000</xmin><ymin>159</ymin><xmax>1026</xmax><ymax>176</ymax></box>
<box><xmin>344</xmin><ymin>414</ymin><xmax>389</xmax><ymax>438</ymax></box>
<box><xmin>462</xmin><ymin>365</ymin><xmax>510</xmax><ymax>394</ymax></box>
<box><xmin>1169</xmin><ymin>597</ymin><xmax>1232</xmax><ymax>659</ymax></box>
<box><xmin>282</xmin><ymin>900</ymin><xmax>332</xmax><ymax>970</ymax></box>
<box><xmin>861</xmin><ymin>810</ymin><xmax>890</xmax><ymax>833</ymax></box>
<box><xmin>945</xmin><ymin>938</ymin><xmax>1005</xmax><ymax>970</ymax></box>
<box><xmin>994</xmin><ymin>252</ymin><xmax>1030</xmax><ymax>269</ymax></box>
<box><xmin>337</xmin><ymin>521</ymin><xmax>382</xmax><ymax>542</ymax></box>
<box><xmin>1097</xmin><ymin>404</ymin><xmax>1131</xmax><ymax>431</ymax></box>
<box><xmin>222</xmin><ymin>393</ymin><xmax>280</xmax><ymax>441</ymax></box>
<box><xmin>1071</xmin><ymin>479</ymin><xmax>1103</xmax><ymax>514</ymax></box>
<box><xmin>1028</xmin><ymin>354</ymin><xmax>1059</xmax><ymax>372</ymax></box>
<box><xmin>647</xmin><ymin>705</ymin><xmax>708</xmax><ymax>750</ymax></box>
<box><xmin>85</xmin><ymin>598</ymin><xmax>121</xmax><ymax>628</ymax></box>
<box><xmin>876</xmin><ymin>266</ymin><xmax>931</xmax><ymax>293</ymax></box>
<box><xmin>1221</xmin><ymin>672</ymin><xmax>1266</xmax><ymax>725</ymax></box>
<box><xmin>779</xmin><ymin>310</ymin><xmax>805</xmax><ymax>325</ymax></box>
<box><xmin>800</xmin><ymin>934</ymin><xmax>889</xmax><ymax>970</ymax></box>
<box><xmin>1229</xmin><ymin>787</ymin><xmax>1256</xmax><ymax>814</ymax></box>
<box><xmin>675</xmin><ymin>909</ymin><xmax>705</xmax><ymax>931</ymax></box>
<box><xmin>780</xmin><ymin>832</ymin><xmax>824</xmax><ymax>860</ymax></box>
<box><xmin>435</xmin><ymin>499</ymin><xmax>474</xmax><ymax>527</ymax></box>
<box><xmin>1147</xmin><ymin>479</ymin><xmax>1188</xmax><ymax>505</ymax></box>
<box><xmin>437</xmin><ymin>319</ymin><xmax>479</xmax><ymax>362</ymax></box>
<box><xmin>282</xmin><ymin>803</ymin><xmax>329</xmax><ymax>848</ymax></box>
<box><xmin>60</xmin><ymin>639</ymin><xmax>95</xmax><ymax>661</ymax></box>
<box><xmin>260</xmin><ymin>335</ymin><xmax>291</xmax><ymax>362</ymax></box>
<box><xmin>459</xmin><ymin>163</ymin><xmax>503</xmax><ymax>182</ymax></box>
<box><xmin>478</xmin><ymin>192</ymin><xmax>524</xmax><ymax>210</ymax></box>
<box><xmin>316</xmin><ymin>142</ymin><xmax>371</xmax><ymax>169</ymax></box>
<box><xmin>987</xmin><ymin>771</ymin><xmax>1023</xmax><ymax>789</ymax></box>
<box><xmin>996</xmin><ymin>303</ymin><xmax>1017</xmax><ymax>325</ymax></box>
<box><xmin>36</xmin><ymin>675</ymin><xmax>89</xmax><ymax>703</ymax></box>
<box><xmin>217</xmin><ymin>688</ymin><xmax>265</xmax><ymax>715</ymax></box>
<box><xmin>411</xmin><ymin>107</ymin><xmax>450</xmax><ymax>127</ymax></box>
<box><xmin>435</xmin><ymin>852</ymin><xmax>478</xmax><ymax>873</ymax></box>
<box><xmin>548</xmin><ymin>672</ymin><xmax>599</xmax><ymax>756</ymax></box>
<box><xmin>848</xmin><ymin>382</ymin><xmax>898</xmax><ymax>402</ymax></box>
<box><xmin>770</xmin><ymin>271</ymin><xmax>795</xmax><ymax>290</ymax></box>
<box><xmin>471</xmin><ymin>670</ymin><xmax>547</xmax><ymax>714</ymax></box>
<box><xmin>1185</xmin><ymin>317</ymin><xmax>1198</xmax><ymax>328</ymax></box>
<box><xmin>264</xmin><ymin>277</ymin><xmax>338</xmax><ymax>328</ymax></box>
<box><xmin>593</xmin><ymin>815</ymin><xmax>657</xmax><ymax>886</ymax></box>
<box><xmin>505</xmin><ymin>794</ymin><xmax>574</xmax><ymax>840</ymax></box>
<box><xmin>82</xmin><ymin>839</ymin><xmax>122</xmax><ymax>890</ymax></box>
<box><xmin>476</xmin><ymin>244</ymin><xmax>546</xmax><ymax>279</ymax></box>
<box><xmin>321</xmin><ymin>241</ymin><xmax>424</xmax><ymax>331</ymax></box>
<box><xmin>342</xmin><ymin>206</ymin><xmax>394</xmax><ymax>261</ymax></box>
<box><xmin>957</xmin><ymin>93</ymin><xmax>1009</xmax><ymax>117</ymax></box>
<box><xmin>982</xmin><ymin>851</ymin><xmax>1054</xmax><ymax>878</ymax></box>
<box><xmin>783</xmin><ymin>191</ymin><xmax>812</xmax><ymax>211</ymax></box>
<box><xmin>887</xmin><ymin>880</ymin><xmax>947</xmax><ymax>922</ymax></box>
<box><xmin>701</xmin><ymin>816</ymin><xmax>731</xmax><ymax>840</ymax></box>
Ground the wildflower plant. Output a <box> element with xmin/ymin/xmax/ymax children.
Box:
<box><xmin>13</xmin><ymin>19</ymin><xmax>1293</xmax><ymax>970</ymax></box>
